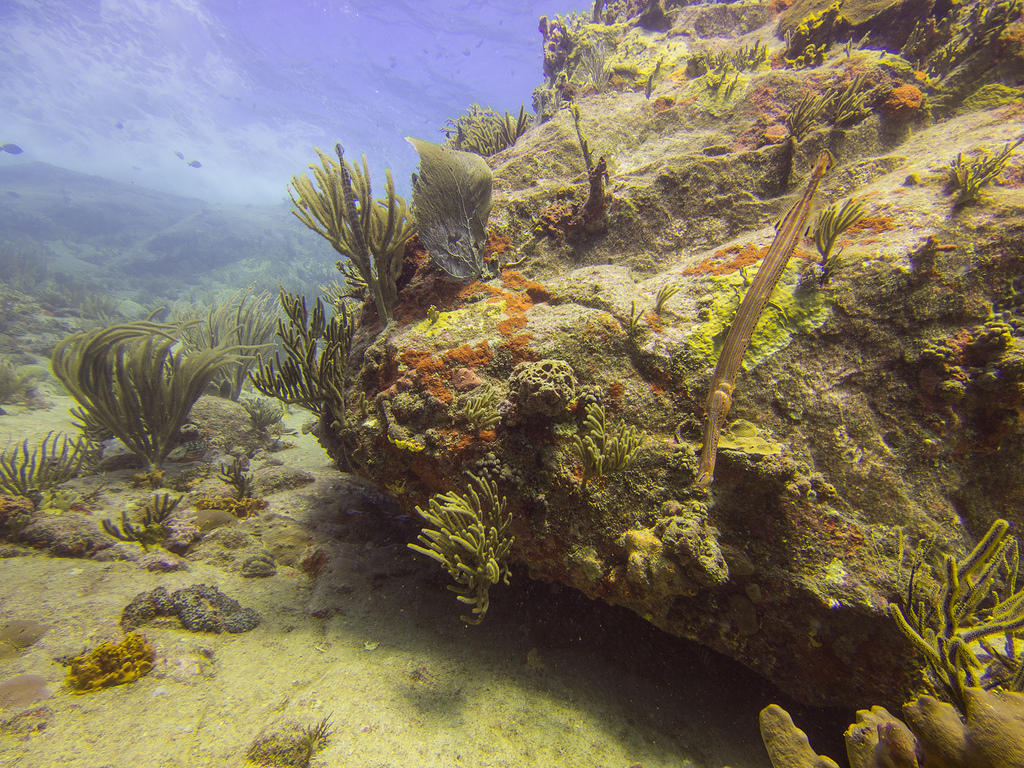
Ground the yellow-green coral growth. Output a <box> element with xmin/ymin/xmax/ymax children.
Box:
<box><xmin>65</xmin><ymin>633</ymin><xmax>155</xmax><ymax>693</ymax></box>
<box><xmin>408</xmin><ymin>474</ymin><xmax>513</xmax><ymax>625</ymax></box>
<box><xmin>687</xmin><ymin>261</ymin><xmax>831</xmax><ymax>372</ymax></box>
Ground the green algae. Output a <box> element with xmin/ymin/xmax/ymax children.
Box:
<box><xmin>718</xmin><ymin>419</ymin><xmax>783</xmax><ymax>456</ymax></box>
<box><xmin>961</xmin><ymin>83</ymin><xmax>1024</xmax><ymax>113</ymax></box>
<box><xmin>679</xmin><ymin>418</ymin><xmax>782</xmax><ymax>460</ymax></box>
<box><xmin>569</xmin><ymin>20</ymin><xmax>688</xmax><ymax>92</ymax></box>
<box><xmin>410</xmin><ymin>299</ymin><xmax>507</xmax><ymax>338</ymax></box>
<box><xmin>686</xmin><ymin>262</ymin><xmax>832</xmax><ymax>371</ymax></box>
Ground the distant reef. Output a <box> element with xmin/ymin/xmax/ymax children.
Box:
<box><xmin>0</xmin><ymin>162</ymin><xmax>335</xmax><ymax>295</ymax></box>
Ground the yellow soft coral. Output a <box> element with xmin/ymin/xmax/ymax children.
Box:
<box><xmin>65</xmin><ymin>633</ymin><xmax>155</xmax><ymax>693</ymax></box>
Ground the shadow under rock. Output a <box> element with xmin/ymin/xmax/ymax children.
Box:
<box><xmin>290</xmin><ymin>475</ymin><xmax>851</xmax><ymax>765</ymax></box>
<box><xmin>491</xmin><ymin>572</ymin><xmax>852</xmax><ymax>767</ymax></box>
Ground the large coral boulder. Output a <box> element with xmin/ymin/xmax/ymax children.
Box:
<box><xmin>323</xmin><ymin>0</ymin><xmax>1024</xmax><ymax>707</ymax></box>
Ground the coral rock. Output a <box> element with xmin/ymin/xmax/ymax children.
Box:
<box><xmin>251</xmin><ymin>465</ymin><xmax>315</xmax><ymax>496</ymax></box>
<box><xmin>186</xmin><ymin>395</ymin><xmax>263</xmax><ymax>455</ymax></box>
<box><xmin>18</xmin><ymin>514</ymin><xmax>114</xmax><ymax>558</ymax></box>
<box><xmin>121</xmin><ymin>584</ymin><xmax>260</xmax><ymax>633</ymax></box>
<box><xmin>658</xmin><ymin>500</ymin><xmax>729</xmax><ymax>587</ymax></box>
<box><xmin>161</xmin><ymin>518</ymin><xmax>201</xmax><ymax>553</ymax></box>
<box><xmin>322</xmin><ymin>0</ymin><xmax>1024</xmax><ymax>709</ymax></box>
<box><xmin>121</xmin><ymin>586</ymin><xmax>176</xmax><ymax>631</ymax></box>
<box><xmin>140</xmin><ymin>550</ymin><xmax>188</xmax><ymax>572</ymax></box>
<box><xmin>170</xmin><ymin>584</ymin><xmax>260</xmax><ymax>633</ymax></box>
<box><xmin>0</xmin><ymin>495</ymin><xmax>34</xmax><ymax>533</ymax></box>
<box><xmin>240</xmin><ymin>552</ymin><xmax>277</xmax><ymax>578</ymax></box>
<box><xmin>505</xmin><ymin>359</ymin><xmax>578</xmax><ymax>422</ymax></box>
<box><xmin>619</xmin><ymin>528</ymin><xmax>698</xmax><ymax>600</ymax></box>
<box><xmin>764</xmin><ymin>123</ymin><xmax>790</xmax><ymax>144</ymax></box>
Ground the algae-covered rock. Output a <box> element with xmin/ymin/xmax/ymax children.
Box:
<box><xmin>323</xmin><ymin>0</ymin><xmax>1024</xmax><ymax>709</ymax></box>
<box><xmin>18</xmin><ymin>514</ymin><xmax>115</xmax><ymax>558</ymax></box>
<box><xmin>619</xmin><ymin>527</ymin><xmax>698</xmax><ymax>600</ymax></box>
<box><xmin>658</xmin><ymin>500</ymin><xmax>729</xmax><ymax>587</ymax></box>
<box><xmin>187</xmin><ymin>395</ymin><xmax>263</xmax><ymax>456</ymax></box>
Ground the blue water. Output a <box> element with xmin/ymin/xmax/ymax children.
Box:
<box><xmin>0</xmin><ymin>0</ymin><xmax>572</xmax><ymax>204</ymax></box>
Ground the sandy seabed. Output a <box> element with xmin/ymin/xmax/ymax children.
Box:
<box><xmin>0</xmin><ymin>392</ymin><xmax>772</xmax><ymax>768</ymax></box>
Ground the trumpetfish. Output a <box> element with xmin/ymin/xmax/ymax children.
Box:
<box><xmin>695</xmin><ymin>149</ymin><xmax>834</xmax><ymax>487</ymax></box>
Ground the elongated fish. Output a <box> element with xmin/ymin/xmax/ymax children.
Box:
<box><xmin>696</xmin><ymin>149</ymin><xmax>834</xmax><ymax>487</ymax></box>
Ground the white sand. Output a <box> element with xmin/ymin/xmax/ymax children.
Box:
<box><xmin>0</xmin><ymin>390</ymin><xmax>770</xmax><ymax>768</ymax></box>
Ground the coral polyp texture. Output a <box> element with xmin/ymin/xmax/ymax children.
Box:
<box><xmin>121</xmin><ymin>585</ymin><xmax>261</xmax><ymax>633</ymax></box>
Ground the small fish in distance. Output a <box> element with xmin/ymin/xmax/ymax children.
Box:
<box><xmin>187</xmin><ymin>160</ymin><xmax>202</xmax><ymax>168</ymax></box>
<box><xmin>175</xmin><ymin>150</ymin><xmax>184</xmax><ymax>160</ymax></box>
<box><xmin>1</xmin><ymin>144</ymin><xmax>23</xmax><ymax>154</ymax></box>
